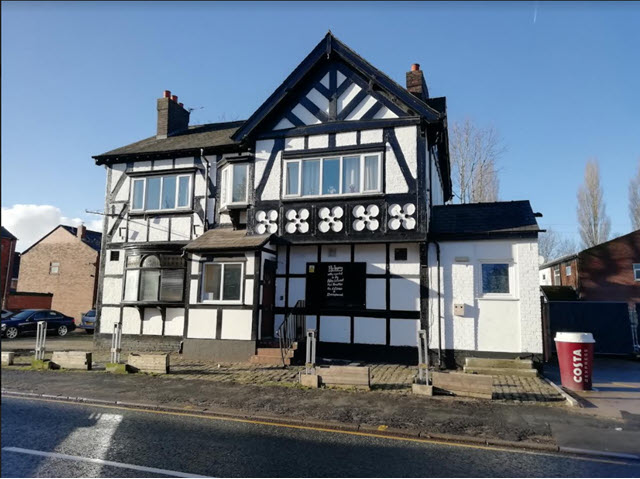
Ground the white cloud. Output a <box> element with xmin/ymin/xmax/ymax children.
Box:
<box><xmin>1</xmin><ymin>204</ymin><xmax>104</xmax><ymax>252</ymax></box>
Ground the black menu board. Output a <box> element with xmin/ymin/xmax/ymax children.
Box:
<box><xmin>305</xmin><ymin>262</ymin><xmax>366</xmax><ymax>310</ymax></box>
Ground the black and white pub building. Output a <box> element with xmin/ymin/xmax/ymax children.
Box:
<box><xmin>93</xmin><ymin>33</ymin><xmax>544</xmax><ymax>366</ymax></box>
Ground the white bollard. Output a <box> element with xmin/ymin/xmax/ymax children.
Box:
<box><xmin>35</xmin><ymin>321</ymin><xmax>47</xmax><ymax>361</ymax></box>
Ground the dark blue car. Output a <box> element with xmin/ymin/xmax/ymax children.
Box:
<box><xmin>1</xmin><ymin>309</ymin><xmax>76</xmax><ymax>339</ymax></box>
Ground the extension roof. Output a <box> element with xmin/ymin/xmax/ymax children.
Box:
<box><xmin>183</xmin><ymin>228</ymin><xmax>271</xmax><ymax>252</ymax></box>
<box><xmin>540</xmin><ymin>285</ymin><xmax>579</xmax><ymax>301</ymax></box>
<box><xmin>429</xmin><ymin>200</ymin><xmax>542</xmax><ymax>240</ymax></box>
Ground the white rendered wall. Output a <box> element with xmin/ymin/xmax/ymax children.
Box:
<box><xmin>220</xmin><ymin>309</ymin><xmax>253</xmax><ymax>340</ymax></box>
<box><xmin>539</xmin><ymin>267</ymin><xmax>551</xmax><ymax>286</ymax></box>
<box><xmin>187</xmin><ymin>309</ymin><xmax>217</xmax><ymax>339</ymax></box>
<box><xmin>428</xmin><ymin>239</ymin><xmax>542</xmax><ymax>354</ymax></box>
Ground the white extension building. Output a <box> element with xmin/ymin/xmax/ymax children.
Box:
<box><xmin>92</xmin><ymin>33</ymin><xmax>543</xmax><ymax>367</ymax></box>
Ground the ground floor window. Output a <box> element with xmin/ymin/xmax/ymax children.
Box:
<box><xmin>481</xmin><ymin>263</ymin><xmax>510</xmax><ymax>294</ymax></box>
<box><xmin>123</xmin><ymin>253</ymin><xmax>185</xmax><ymax>302</ymax></box>
<box><xmin>201</xmin><ymin>262</ymin><xmax>244</xmax><ymax>303</ymax></box>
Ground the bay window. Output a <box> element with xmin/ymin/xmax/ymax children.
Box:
<box><xmin>123</xmin><ymin>254</ymin><xmax>185</xmax><ymax>303</ymax></box>
<box><xmin>220</xmin><ymin>163</ymin><xmax>249</xmax><ymax>207</ymax></box>
<box><xmin>131</xmin><ymin>174</ymin><xmax>191</xmax><ymax>212</ymax></box>
<box><xmin>201</xmin><ymin>262</ymin><xmax>244</xmax><ymax>303</ymax></box>
<box><xmin>284</xmin><ymin>153</ymin><xmax>381</xmax><ymax>198</ymax></box>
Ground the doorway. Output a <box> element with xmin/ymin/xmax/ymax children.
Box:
<box><xmin>260</xmin><ymin>259</ymin><xmax>277</xmax><ymax>339</ymax></box>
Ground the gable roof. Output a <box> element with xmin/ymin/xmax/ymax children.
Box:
<box><xmin>429</xmin><ymin>200</ymin><xmax>542</xmax><ymax>240</ymax></box>
<box><xmin>1</xmin><ymin>226</ymin><xmax>17</xmax><ymax>240</ymax></box>
<box><xmin>21</xmin><ymin>225</ymin><xmax>103</xmax><ymax>256</ymax></box>
<box><xmin>93</xmin><ymin>121</ymin><xmax>244</xmax><ymax>165</ymax></box>
<box><xmin>232</xmin><ymin>32</ymin><xmax>443</xmax><ymax>143</ymax></box>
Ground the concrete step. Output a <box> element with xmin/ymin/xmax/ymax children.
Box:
<box><xmin>464</xmin><ymin>357</ymin><xmax>533</xmax><ymax>370</ymax></box>
<box><xmin>256</xmin><ymin>348</ymin><xmax>294</xmax><ymax>358</ymax></box>
<box><xmin>250</xmin><ymin>355</ymin><xmax>290</xmax><ymax>366</ymax></box>
<box><xmin>463</xmin><ymin>366</ymin><xmax>538</xmax><ymax>377</ymax></box>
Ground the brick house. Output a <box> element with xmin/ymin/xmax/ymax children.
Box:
<box><xmin>17</xmin><ymin>225</ymin><xmax>102</xmax><ymax>322</ymax></box>
<box><xmin>539</xmin><ymin>230</ymin><xmax>640</xmax><ymax>306</ymax></box>
<box><xmin>1</xmin><ymin>226</ymin><xmax>17</xmax><ymax>309</ymax></box>
<box><xmin>92</xmin><ymin>33</ymin><xmax>544</xmax><ymax>367</ymax></box>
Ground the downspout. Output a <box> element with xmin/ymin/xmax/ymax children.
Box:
<box><xmin>200</xmin><ymin>148</ymin><xmax>211</xmax><ymax>231</ymax></box>
<box><xmin>435</xmin><ymin>240</ymin><xmax>442</xmax><ymax>367</ymax></box>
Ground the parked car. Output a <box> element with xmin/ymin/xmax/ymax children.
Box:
<box><xmin>1</xmin><ymin>309</ymin><xmax>15</xmax><ymax>319</ymax></box>
<box><xmin>78</xmin><ymin>309</ymin><xmax>96</xmax><ymax>334</ymax></box>
<box><xmin>1</xmin><ymin>309</ymin><xmax>76</xmax><ymax>339</ymax></box>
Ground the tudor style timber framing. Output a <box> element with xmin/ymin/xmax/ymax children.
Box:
<box><xmin>91</xmin><ymin>32</ymin><xmax>473</xmax><ymax>362</ymax></box>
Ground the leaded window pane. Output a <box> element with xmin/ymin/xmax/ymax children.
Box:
<box><xmin>481</xmin><ymin>264</ymin><xmax>509</xmax><ymax>294</ymax></box>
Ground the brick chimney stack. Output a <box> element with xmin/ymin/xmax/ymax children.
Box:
<box><xmin>157</xmin><ymin>90</ymin><xmax>190</xmax><ymax>139</ymax></box>
<box><xmin>77</xmin><ymin>224</ymin><xmax>86</xmax><ymax>240</ymax></box>
<box><xmin>406</xmin><ymin>63</ymin><xmax>429</xmax><ymax>101</ymax></box>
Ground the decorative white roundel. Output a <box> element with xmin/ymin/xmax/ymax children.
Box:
<box><xmin>388</xmin><ymin>203</ymin><xmax>416</xmax><ymax>230</ymax></box>
<box><xmin>285</xmin><ymin>208</ymin><xmax>310</xmax><ymax>234</ymax></box>
<box><xmin>352</xmin><ymin>204</ymin><xmax>380</xmax><ymax>232</ymax></box>
<box><xmin>318</xmin><ymin>206</ymin><xmax>344</xmax><ymax>233</ymax></box>
<box><xmin>254</xmin><ymin>209</ymin><xmax>278</xmax><ymax>235</ymax></box>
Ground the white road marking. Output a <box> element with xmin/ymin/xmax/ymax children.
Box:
<box><xmin>2</xmin><ymin>447</ymin><xmax>210</xmax><ymax>478</ymax></box>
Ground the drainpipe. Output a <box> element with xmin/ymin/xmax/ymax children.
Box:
<box><xmin>200</xmin><ymin>148</ymin><xmax>211</xmax><ymax>231</ymax></box>
<box><xmin>427</xmin><ymin>239</ymin><xmax>443</xmax><ymax>367</ymax></box>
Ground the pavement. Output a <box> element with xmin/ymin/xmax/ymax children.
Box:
<box><xmin>544</xmin><ymin>357</ymin><xmax>640</xmax><ymax>419</ymax></box>
<box><xmin>2</xmin><ymin>396</ymin><xmax>639</xmax><ymax>477</ymax></box>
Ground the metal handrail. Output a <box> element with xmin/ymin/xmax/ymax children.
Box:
<box><xmin>277</xmin><ymin>300</ymin><xmax>306</xmax><ymax>367</ymax></box>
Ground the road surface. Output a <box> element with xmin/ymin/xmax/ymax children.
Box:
<box><xmin>2</xmin><ymin>397</ymin><xmax>639</xmax><ymax>477</ymax></box>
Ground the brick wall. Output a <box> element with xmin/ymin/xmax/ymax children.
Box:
<box><xmin>6</xmin><ymin>292</ymin><xmax>53</xmax><ymax>310</ymax></box>
<box><xmin>550</xmin><ymin>258</ymin><xmax>578</xmax><ymax>288</ymax></box>
<box><xmin>1</xmin><ymin>236</ymin><xmax>16</xmax><ymax>308</ymax></box>
<box><xmin>578</xmin><ymin>230</ymin><xmax>640</xmax><ymax>305</ymax></box>
<box><xmin>17</xmin><ymin>227</ymin><xmax>99</xmax><ymax>322</ymax></box>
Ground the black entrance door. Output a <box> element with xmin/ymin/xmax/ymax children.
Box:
<box><xmin>261</xmin><ymin>260</ymin><xmax>277</xmax><ymax>338</ymax></box>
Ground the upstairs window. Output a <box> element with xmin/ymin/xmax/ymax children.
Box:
<box><xmin>565</xmin><ymin>264</ymin><xmax>572</xmax><ymax>276</ymax></box>
<box><xmin>49</xmin><ymin>262</ymin><xmax>60</xmax><ymax>275</ymax></box>
<box><xmin>284</xmin><ymin>153</ymin><xmax>381</xmax><ymax>198</ymax></box>
<box><xmin>123</xmin><ymin>254</ymin><xmax>185</xmax><ymax>303</ymax></box>
<box><xmin>634</xmin><ymin>264</ymin><xmax>640</xmax><ymax>282</ymax></box>
<box><xmin>131</xmin><ymin>174</ymin><xmax>191</xmax><ymax>212</ymax></box>
<box><xmin>220</xmin><ymin>163</ymin><xmax>249</xmax><ymax>207</ymax></box>
<box><xmin>553</xmin><ymin>266</ymin><xmax>561</xmax><ymax>285</ymax></box>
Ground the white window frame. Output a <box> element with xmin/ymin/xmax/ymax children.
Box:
<box><xmin>129</xmin><ymin>174</ymin><xmax>192</xmax><ymax>212</ymax></box>
<box><xmin>220</xmin><ymin>163</ymin><xmax>249</xmax><ymax>207</ymax></box>
<box><xmin>634</xmin><ymin>263</ymin><xmax>640</xmax><ymax>282</ymax></box>
<box><xmin>476</xmin><ymin>260</ymin><xmax>516</xmax><ymax>299</ymax></box>
<box><xmin>283</xmin><ymin>152</ymin><xmax>382</xmax><ymax>199</ymax></box>
<box><xmin>553</xmin><ymin>266</ymin><xmax>561</xmax><ymax>285</ymax></box>
<box><xmin>565</xmin><ymin>264</ymin><xmax>572</xmax><ymax>276</ymax></box>
<box><xmin>49</xmin><ymin>261</ymin><xmax>60</xmax><ymax>275</ymax></box>
<box><xmin>200</xmin><ymin>261</ymin><xmax>244</xmax><ymax>304</ymax></box>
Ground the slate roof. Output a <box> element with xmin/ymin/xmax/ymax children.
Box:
<box><xmin>429</xmin><ymin>200</ymin><xmax>542</xmax><ymax>240</ymax></box>
<box><xmin>93</xmin><ymin>121</ymin><xmax>244</xmax><ymax>164</ymax></box>
<box><xmin>184</xmin><ymin>228</ymin><xmax>271</xmax><ymax>252</ymax></box>
<box><xmin>60</xmin><ymin>226</ymin><xmax>103</xmax><ymax>252</ymax></box>
<box><xmin>541</xmin><ymin>286</ymin><xmax>579</xmax><ymax>301</ymax></box>
<box><xmin>1</xmin><ymin>226</ymin><xmax>17</xmax><ymax>240</ymax></box>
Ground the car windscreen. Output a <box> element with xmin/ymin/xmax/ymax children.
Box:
<box><xmin>8</xmin><ymin>310</ymin><xmax>34</xmax><ymax>320</ymax></box>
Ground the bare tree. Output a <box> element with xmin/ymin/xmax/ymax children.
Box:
<box><xmin>577</xmin><ymin>159</ymin><xmax>611</xmax><ymax>248</ymax></box>
<box><xmin>629</xmin><ymin>158</ymin><xmax>640</xmax><ymax>230</ymax></box>
<box><xmin>449</xmin><ymin>118</ymin><xmax>504</xmax><ymax>203</ymax></box>
<box><xmin>538</xmin><ymin>228</ymin><xmax>578</xmax><ymax>263</ymax></box>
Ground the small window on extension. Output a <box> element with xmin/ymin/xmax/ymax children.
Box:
<box><xmin>110</xmin><ymin>251</ymin><xmax>120</xmax><ymax>262</ymax></box>
<box><xmin>394</xmin><ymin>248</ymin><xmax>408</xmax><ymax>261</ymax></box>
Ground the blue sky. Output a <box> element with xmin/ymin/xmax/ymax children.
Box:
<box><xmin>2</xmin><ymin>1</ymin><xmax>639</xmax><ymax>251</ymax></box>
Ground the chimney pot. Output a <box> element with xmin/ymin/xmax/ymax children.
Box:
<box><xmin>171</xmin><ymin>95</ymin><xmax>178</xmax><ymax>102</ymax></box>
<box><xmin>411</xmin><ymin>63</ymin><xmax>420</xmax><ymax>71</ymax></box>
<box><xmin>179</xmin><ymin>102</ymin><xmax>184</xmax><ymax>108</ymax></box>
<box><xmin>163</xmin><ymin>90</ymin><xmax>171</xmax><ymax>98</ymax></box>
<box><xmin>76</xmin><ymin>224</ymin><xmax>86</xmax><ymax>240</ymax></box>
<box><xmin>406</xmin><ymin>64</ymin><xmax>429</xmax><ymax>100</ymax></box>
